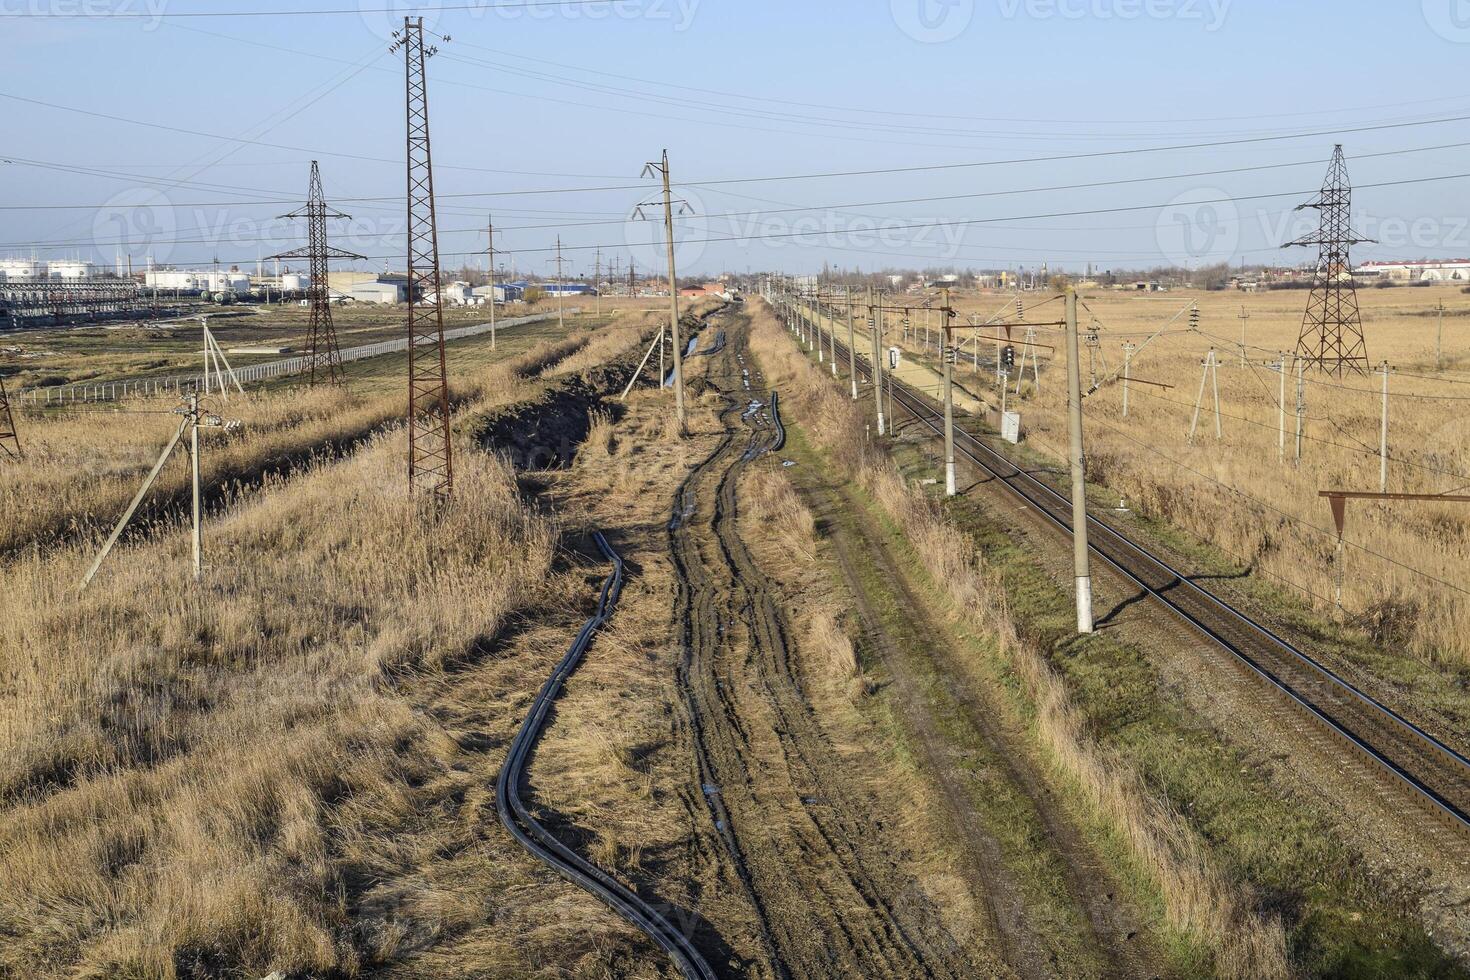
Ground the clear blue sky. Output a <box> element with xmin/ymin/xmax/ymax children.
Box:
<box><xmin>4</xmin><ymin>0</ymin><xmax>1470</xmax><ymax>279</ymax></box>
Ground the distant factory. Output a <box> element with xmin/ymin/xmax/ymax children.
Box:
<box><xmin>0</xmin><ymin>258</ymin><xmax>106</xmax><ymax>282</ymax></box>
<box><xmin>1355</xmin><ymin>259</ymin><xmax>1470</xmax><ymax>282</ymax></box>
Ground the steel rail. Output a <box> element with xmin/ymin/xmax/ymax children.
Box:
<box><xmin>820</xmin><ymin>324</ymin><xmax>1470</xmax><ymax>836</ymax></box>
<box><xmin>496</xmin><ymin>531</ymin><xmax>718</xmax><ymax>980</ymax></box>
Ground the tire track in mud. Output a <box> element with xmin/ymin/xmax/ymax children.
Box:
<box><xmin>667</xmin><ymin>318</ymin><xmax>981</xmax><ymax>980</ymax></box>
<box><xmin>798</xmin><ymin>459</ymin><xmax>1162</xmax><ymax>980</ymax></box>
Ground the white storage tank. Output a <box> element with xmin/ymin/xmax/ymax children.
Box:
<box><xmin>280</xmin><ymin>273</ymin><xmax>310</xmax><ymax>292</ymax></box>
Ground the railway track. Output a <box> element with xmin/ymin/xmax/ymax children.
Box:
<box><xmin>496</xmin><ymin>531</ymin><xmax>718</xmax><ymax>980</ymax></box>
<box><xmin>814</xmin><ymin>317</ymin><xmax>1470</xmax><ymax>839</ymax></box>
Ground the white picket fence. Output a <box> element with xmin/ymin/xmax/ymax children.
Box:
<box><xmin>19</xmin><ymin>309</ymin><xmax>578</xmax><ymax>406</ymax></box>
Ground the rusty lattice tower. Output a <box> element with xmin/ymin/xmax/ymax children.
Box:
<box><xmin>0</xmin><ymin>375</ymin><xmax>19</xmax><ymax>460</ymax></box>
<box><xmin>269</xmin><ymin>161</ymin><xmax>364</xmax><ymax>385</ymax></box>
<box><xmin>1284</xmin><ymin>145</ymin><xmax>1372</xmax><ymax>375</ymax></box>
<box><xmin>393</xmin><ymin>17</ymin><xmax>452</xmax><ymax>497</ymax></box>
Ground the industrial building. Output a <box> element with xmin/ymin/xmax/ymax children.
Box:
<box><xmin>473</xmin><ymin>283</ymin><xmax>524</xmax><ymax>304</ymax></box>
<box><xmin>0</xmin><ymin>258</ymin><xmax>102</xmax><ymax>282</ymax></box>
<box><xmin>144</xmin><ymin>270</ymin><xmax>252</xmax><ymax>295</ymax></box>
<box><xmin>1355</xmin><ymin>259</ymin><xmax>1470</xmax><ymax>282</ymax></box>
<box><xmin>347</xmin><ymin>279</ymin><xmax>408</xmax><ymax>304</ymax></box>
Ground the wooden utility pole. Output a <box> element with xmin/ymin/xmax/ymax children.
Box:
<box><xmin>1065</xmin><ymin>289</ymin><xmax>1094</xmax><ymax>634</ymax></box>
<box><xmin>1238</xmin><ymin>306</ymin><xmax>1251</xmax><ymax>367</ymax></box>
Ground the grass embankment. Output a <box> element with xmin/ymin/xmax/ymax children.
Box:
<box><xmin>758</xmin><ymin>299</ymin><xmax>1458</xmax><ymax>980</ymax></box>
<box><xmin>0</xmin><ymin>312</ymin><xmax>676</xmax><ymax>977</ymax></box>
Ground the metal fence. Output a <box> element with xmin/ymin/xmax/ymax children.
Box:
<box><xmin>18</xmin><ymin>309</ymin><xmax>578</xmax><ymax>407</ymax></box>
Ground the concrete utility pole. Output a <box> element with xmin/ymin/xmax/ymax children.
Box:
<box><xmin>1379</xmin><ymin>360</ymin><xmax>1391</xmax><ymax>492</ymax></box>
<box><xmin>1188</xmin><ymin>348</ymin><xmax>1221</xmax><ymax>444</ymax></box>
<box><xmin>1238</xmin><ymin>305</ymin><xmax>1251</xmax><ymax>367</ymax></box>
<box><xmin>1064</xmin><ymin>289</ymin><xmax>1094</xmax><ymax>634</ymax></box>
<box><xmin>81</xmin><ymin>393</ymin><xmax>233</xmax><ymax>590</ymax></box>
<box><xmin>642</xmin><ymin>149</ymin><xmax>685</xmax><ymax>432</ymax></box>
<box><xmin>829</xmin><ymin>295</ymin><xmax>839</xmax><ymax>376</ymax></box>
<box><xmin>1294</xmin><ymin>357</ymin><xmax>1306</xmax><ymax>464</ymax></box>
<box><xmin>815</xmin><ymin>293</ymin><xmax>825</xmax><ymax>364</ymax></box>
<box><xmin>846</xmin><ymin>288</ymin><xmax>859</xmax><ymax>400</ymax></box>
<box><xmin>486</xmin><ymin>216</ymin><xmax>497</xmax><ymax>349</ymax></box>
<box><xmin>1272</xmin><ymin>354</ymin><xmax>1287</xmax><ymax>463</ymax></box>
<box><xmin>870</xmin><ymin>286</ymin><xmax>886</xmax><ymax>436</ymax></box>
<box><xmin>593</xmin><ymin>247</ymin><xmax>602</xmax><ymax>318</ymax></box>
<box><xmin>1121</xmin><ymin>341</ymin><xmax>1135</xmax><ymax>418</ymax></box>
<box><xmin>1436</xmin><ymin>301</ymin><xmax>1446</xmax><ymax>371</ymax></box>
<box><xmin>942</xmin><ymin>288</ymin><xmax>957</xmax><ymax>497</ymax></box>
<box><xmin>551</xmin><ymin>236</ymin><xmax>567</xmax><ymax>332</ymax></box>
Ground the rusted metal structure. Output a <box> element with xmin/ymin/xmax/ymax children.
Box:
<box><xmin>268</xmin><ymin>161</ymin><xmax>363</xmax><ymax>385</ymax></box>
<box><xmin>393</xmin><ymin>16</ymin><xmax>453</xmax><ymax>497</ymax></box>
<box><xmin>0</xmin><ymin>375</ymin><xmax>20</xmax><ymax>460</ymax></box>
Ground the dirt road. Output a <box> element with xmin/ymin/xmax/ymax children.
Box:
<box><xmin>667</xmin><ymin>316</ymin><xmax>987</xmax><ymax>979</ymax></box>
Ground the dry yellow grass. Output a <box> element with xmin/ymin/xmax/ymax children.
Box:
<box><xmin>0</xmin><ymin>385</ymin><xmax>406</xmax><ymax>556</ymax></box>
<box><xmin>749</xmin><ymin>297</ymin><xmax>1292</xmax><ymax>979</ymax></box>
<box><xmin>0</xmin><ymin>432</ymin><xmax>556</xmax><ymax>977</ymax></box>
<box><xmin>942</xmin><ymin>284</ymin><xmax>1470</xmax><ymax>662</ymax></box>
<box><xmin>0</xmin><ymin>315</ymin><xmax>671</xmax><ymax>976</ymax></box>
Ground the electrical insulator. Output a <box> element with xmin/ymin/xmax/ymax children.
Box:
<box><xmin>1189</xmin><ymin>304</ymin><xmax>1201</xmax><ymax>330</ymax></box>
<box><xmin>1002</xmin><ymin>345</ymin><xmax>1017</xmax><ymax>368</ymax></box>
<box><xmin>1015</xmin><ymin>298</ymin><xmax>1025</xmax><ymax>321</ymax></box>
<box><xmin>945</xmin><ymin>345</ymin><xmax>957</xmax><ymax>365</ymax></box>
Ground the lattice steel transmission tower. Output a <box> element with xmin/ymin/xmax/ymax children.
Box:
<box><xmin>393</xmin><ymin>17</ymin><xmax>453</xmax><ymax>497</ymax></box>
<box><xmin>269</xmin><ymin>161</ymin><xmax>364</xmax><ymax>385</ymax></box>
<box><xmin>0</xmin><ymin>375</ymin><xmax>20</xmax><ymax>460</ymax></box>
<box><xmin>1284</xmin><ymin>145</ymin><xmax>1373</xmax><ymax>375</ymax></box>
